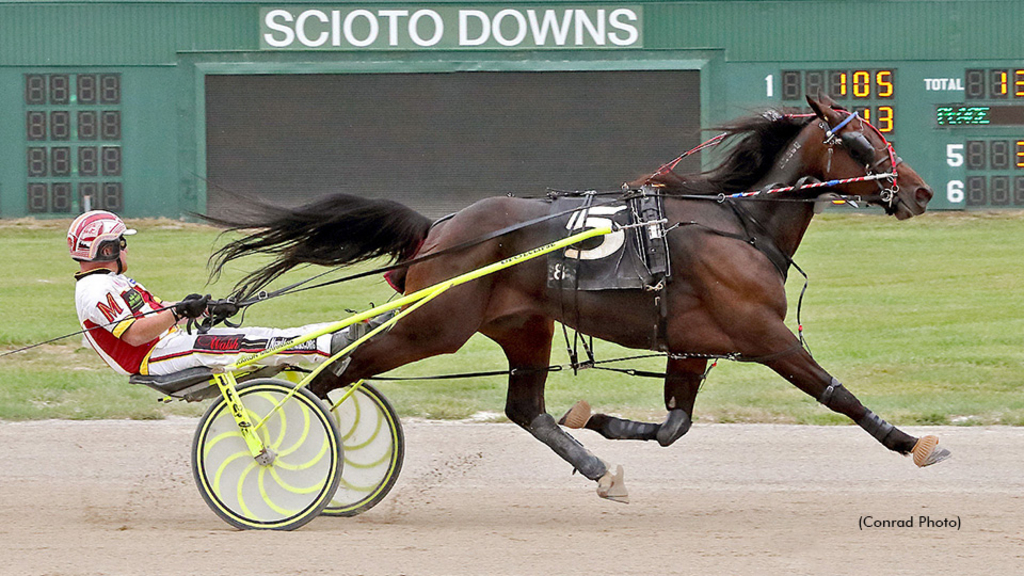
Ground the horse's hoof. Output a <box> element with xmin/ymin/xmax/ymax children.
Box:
<box><xmin>912</xmin><ymin>435</ymin><xmax>951</xmax><ymax>467</ymax></box>
<box><xmin>558</xmin><ymin>400</ymin><xmax>592</xmax><ymax>429</ymax></box>
<box><xmin>596</xmin><ymin>464</ymin><xmax>629</xmax><ymax>504</ymax></box>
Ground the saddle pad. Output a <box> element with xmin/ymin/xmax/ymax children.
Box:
<box><xmin>545</xmin><ymin>195</ymin><xmax>658</xmax><ymax>291</ymax></box>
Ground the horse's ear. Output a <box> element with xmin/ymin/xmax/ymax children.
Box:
<box><xmin>805</xmin><ymin>92</ymin><xmax>837</xmax><ymax>121</ymax></box>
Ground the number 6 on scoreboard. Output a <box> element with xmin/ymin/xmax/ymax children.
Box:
<box><xmin>946</xmin><ymin>180</ymin><xmax>965</xmax><ymax>203</ymax></box>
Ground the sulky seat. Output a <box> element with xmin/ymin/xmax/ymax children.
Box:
<box><xmin>129</xmin><ymin>367</ymin><xmax>217</xmax><ymax>402</ymax></box>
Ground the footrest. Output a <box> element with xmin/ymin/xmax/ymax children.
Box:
<box><xmin>129</xmin><ymin>367</ymin><xmax>216</xmax><ymax>401</ymax></box>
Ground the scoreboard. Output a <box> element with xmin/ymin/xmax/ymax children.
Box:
<box><xmin>22</xmin><ymin>73</ymin><xmax>124</xmax><ymax>214</ymax></box>
<box><xmin>758</xmin><ymin>64</ymin><xmax>1024</xmax><ymax>210</ymax></box>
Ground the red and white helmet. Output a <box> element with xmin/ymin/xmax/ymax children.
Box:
<box><xmin>67</xmin><ymin>210</ymin><xmax>137</xmax><ymax>262</ymax></box>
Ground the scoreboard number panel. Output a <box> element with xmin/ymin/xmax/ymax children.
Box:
<box><xmin>778</xmin><ymin>69</ymin><xmax>896</xmax><ymax>135</ymax></box>
<box><xmin>770</xmin><ymin>65</ymin><xmax>1023</xmax><ymax>209</ymax></box>
<box><xmin>23</xmin><ymin>73</ymin><xmax>124</xmax><ymax>214</ymax></box>
<box><xmin>939</xmin><ymin>68</ymin><xmax>1024</xmax><ymax>208</ymax></box>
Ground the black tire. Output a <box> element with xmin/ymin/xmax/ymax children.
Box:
<box><xmin>191</xmin><ymin>379</ymin><xmax>343</xmax><ymax>530</ymax></box>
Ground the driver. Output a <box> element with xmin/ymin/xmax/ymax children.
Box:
<box><xmin>69</xmin><ymin>210</ymin><xmax>377</xmax><ymax>377</ymax></box>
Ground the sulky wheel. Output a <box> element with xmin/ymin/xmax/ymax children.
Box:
<box><xmin>322</xmin><ymin>382</ymin><xmax>404</xmax><ymax>517</ymax></box>
<box><xmin>191</xmin><ymin>379</ymin><xmax>343</xmax><ymax>530</ymax></box>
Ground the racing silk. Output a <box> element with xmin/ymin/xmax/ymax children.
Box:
<box><xmin>74</xmin><ymin>269</ymin><xmax>170</xmax><ymax>375</ymax></box>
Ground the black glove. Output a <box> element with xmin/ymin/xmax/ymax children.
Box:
<box><xmin>172</xmin><ymin>293</ymin><xmax>210</xmax><ymax>320</ymax></box>
<box><xmin>206</xmin><ymin>299</ymin><xmax>240</xmax><ymax>320</ymax></box>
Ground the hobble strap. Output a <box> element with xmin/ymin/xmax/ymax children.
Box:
<box><xmin>817</xmin><ymin>377</ymin><xmax>844</xmax><ymax>409</ymax></box>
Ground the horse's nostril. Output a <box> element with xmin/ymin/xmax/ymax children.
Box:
<box><xmin>916</xmin><ymin>187</ymin><xmax>934</xmax><ymax>205</ymax></box>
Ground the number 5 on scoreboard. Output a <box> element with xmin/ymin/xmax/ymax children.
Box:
<box><xmin>946</xmin><ymin>143</ymin><xmax>964</xmax><ymax>167</ymax></box>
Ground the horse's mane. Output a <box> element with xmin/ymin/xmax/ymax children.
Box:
<box><xmin>647</xmin><ymin>111</ymin><xmax>813</xmax><ymax>195</ymax></box>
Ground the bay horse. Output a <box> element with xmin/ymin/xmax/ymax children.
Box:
<box><xmin>207</xmin><ymin>94</ymin><xmax>948</xmax><ymax>502</ymax></box>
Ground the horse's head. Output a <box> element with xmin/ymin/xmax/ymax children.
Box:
<box><xmin>805</xmin><ymin>94</ymin><xmax>933</xmax><ymax>220</ymax></box>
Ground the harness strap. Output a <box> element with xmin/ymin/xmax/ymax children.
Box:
<box><xmin>723</xmin><ymin>200</ymin><xmax>793</xmax><ymax>280</ymax></box>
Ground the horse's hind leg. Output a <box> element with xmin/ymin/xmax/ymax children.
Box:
<box><xmin>485</xmin><ymin>317</ymin><xmax>628</xmax><ymax>503</ymax></box>
<box><xmin>560</xmin><ymin>357</ymin><xmax>707</xmax><ymax>447</ymax></box>
<box><xmin>766</xmin><ymin>346</ymin><xmax>950</xmax><ymax>467</ymax></box>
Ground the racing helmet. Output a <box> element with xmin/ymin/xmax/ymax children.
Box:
<box><xmin>67</xmin><ymin>210</ymin><xmax>137</xmax><ymax>262</ymax></box>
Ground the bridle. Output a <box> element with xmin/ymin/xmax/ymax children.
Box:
<box><xmin>819</xmin><ymin>110</ymin><xmax>903</xmax><ymax>212</ymax></box>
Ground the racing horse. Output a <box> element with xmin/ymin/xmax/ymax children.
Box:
<box><xmin>207</xmin><ymin>94</ymin><xmax>947</xmax><ymax>502</ymax></box>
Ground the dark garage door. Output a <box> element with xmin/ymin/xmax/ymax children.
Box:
<box><xmin>205</xmin><ymin>70</ymin><xmax>701</xmax><ymax>219</ymax></box>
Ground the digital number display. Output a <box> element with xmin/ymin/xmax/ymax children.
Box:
<box><xmin>49</xmin><ymin>75</ymin><xmax>70</xmax><ymax>105</ymax></box>
<box><xmin>27</xmin><ymin>147</ymin><xmax>47</xmax><ymax>177</ymax></box>
<box><xmin>50</xmin><ymin>111</ymin><xmax>70</xmax><ymax>140</ymax></box>
<box><xmin>78</xmin><ymin>111</ymin><xmax>97</xmax><ymax>140</ymax></box>
<box><xmin>100</xmin><ymin>183</ymin><xmax>123</xmax><ymax>211</ymax></box>
<box><xmin>102</xmin><ymin>146</ymin><xmax>122</xmax><ymax>176</ymax></box>
<box><xmin>25</xmin><ymin>74</ymin><xmax>46</xmax><ymax>105</ymax></box>
<box><xmin>936</xmin><ymin>105</ymin><xmax>1024</xmax><ymax>126</ymax></box>
<box><xmin>101</xmin><ymin>111</ymin><xmax>121</xmax><ymax>140</ymax></box>
<box><xmin>782</xmin><ymin>69</ymin><xmax>895</xmax><ymax>101</ymax></box>
<box><xmin>51</xmin><ymin>147</ymin><xmax>72</xmax><ymax>177</ymax></box>
<box><xmin>24</xmin><ymin>73</ymin><xmax>123</xmax><ymax>214</ymax></box>
<box><xmin>964</xmin><ymin>175</ymin><xmax>1024</xmax><ymax>206</ymax></box>
<box><xmin>79</xmin><ymin>146</ymin><xmax>98</xmax><ymax>176</ymax></box>
<box><xmin>957</xmin><ymin>139</ymin><xmax>1024</xmax><ymax>206</ymax></box>
<box><xmin>26</xmin><ymin>111</ymin><xmax>46</xmax><ymax>141</ymax></box>
<box><xmin>27</xmin><ymin>183</ymin><xmax>48</xmax><ymax>213</ymax></box>
<box><xmin>52</xmin><ymin>183</ymin><xmax>72</xmax><ymax>213</ymax></box>
<box><xmin>77</xmin><ymin>75</ymin><xmax>97</xmax><ymax>105</ymax></box>
<box><xmin>100</xmin><ymin>74</ymin><xmax>121</xmax><ymax>104</ymax></box>
<box><xmin>965</xmin><ymin>69</ymin><xmax>1024</xmax><ymax>100</ymax></box>
<box><xmin>960</xmin><ymin>139</ymin><xmax>1024</xmax><ymax>170</ymax></box>
<box><xmin>780</xmin><ymin>69</ymin><xmax>896</xmax><ymax>134</ymax></box>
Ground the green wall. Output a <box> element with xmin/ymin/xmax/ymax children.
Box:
<box><xmin>2</xmin><ymin>1</ymin><xmax>1023</xmax><ymax>217</ymax></box>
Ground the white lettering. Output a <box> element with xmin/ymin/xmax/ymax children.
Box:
<box><xmin>378</xmin><ymin>9</ymin><xmax>409</xmax><ymax>46</ymax></box>
<box><xmin>608</xmin><ymin>8</ymin><xmax>639</xmax><ymax>46</ymax></box>
<box><xmin>263</xmin><ymin>10</ymin><xmax>295</xmax><ymax>48</ymax></box>
<box><xmin>409</xmin><ymin>10</ymin><xmax>444</xmax><ymax>47</ymax></box>
<box><xmin>575</xmin><ymin>9</ymin><xmax>605</xmax><ymax>45</ymax></box>
<box><xmin>459</xmin><ymin>10</ymin><xmax>490</xmax><ymax>46</ymax></box>
<box><xmin>527</xmin><ymin>9</ymin><xmax>572</xmax><ymax>46</ymax></box>
<box><xmin>263</xmin><ymin>7</ymin><xmax>643</xmax><ymax>50</ymax></box>
<box><xmin>493</xmin><ymin>9</ymin><xmax>528</xmax><ymax>47</ymax></box>
<box><xmin>924</xmin><ymin>78</ymin><xmax>966</xmax><ymax>91</ymax></box>
<box><xmin>344</xmin><ymin>9</ymin><xmax>379</xmax><ymax>47</ymax></box>
<box><xmin>296</xmin><ymin>10</ymin><xmax>330</xmax><ymax>48</ymax></box>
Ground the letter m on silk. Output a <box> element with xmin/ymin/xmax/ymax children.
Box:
<box><xmin>96</xmin><ymin>293</ymin><xmax>124</xmax><ymax>323</ymax></box>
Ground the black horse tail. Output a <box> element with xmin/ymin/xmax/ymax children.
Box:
<box><xmin>205</xmin><ymin>193</ymin><xmax>432</xmax><ymax>300</ymax></box>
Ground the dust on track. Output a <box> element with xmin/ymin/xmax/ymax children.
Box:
<box><xmin>1</xmin><ymin>419</ymin><xmax>1021</xmax><ymax>576</ymax></box>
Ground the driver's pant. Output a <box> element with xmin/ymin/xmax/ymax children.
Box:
<box><xmin>140</xmin><ymin>323</ymin><xmax>334</xmax><ymax>376</ymax></box>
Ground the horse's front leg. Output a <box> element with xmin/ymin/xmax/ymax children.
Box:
<box><xmin>485</xmin><ymin>316</ymin><xmax>628</xmax><ymax>503</ymax></box>
<box><xmin>559</xmin><ymin>357</ymin><xmax>706</xmax><ymax>447</ymax></box>
<box><xmin>764</xmin><ymin>342</ymin><xmax>950</xmax><ymax>467</ymax></box>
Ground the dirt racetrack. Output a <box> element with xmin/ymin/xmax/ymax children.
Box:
<box><xmin>1</xmin><ymin>419</ymin><xmax>1021</xmax><ymax>576</ymax></box>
